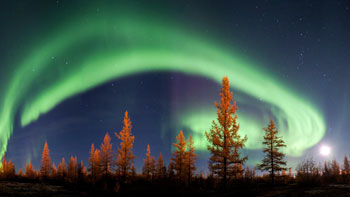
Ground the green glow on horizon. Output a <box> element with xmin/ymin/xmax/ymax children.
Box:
<box><xmin>0</xmin><ymin>12</ymin><xmax>325</xmax><ymax>158</ymax></box>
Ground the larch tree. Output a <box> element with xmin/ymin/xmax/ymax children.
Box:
<box><xmin>343</xmin><ymin>155</ymin><xmax>350</xmax><ymax>182</ymax></box>
<box><xmin>1</xmin><ymin>155</ymin><xmax>15</xmax><ymax>178</ymax></box>
<box><xmin>185</xmin><ymin>135</ymin><xmax>197</xmax><ymax>185</ymax></box>
<box><xmin>68</xmin><ymin>156</ymin><xmax>78</xmax><ymax>181</ymax></box>
<box><xmin>257</xmin><ymin>117</ymin><xmax>287</xmax><ymax>184</ymax></box>
<box><xmin>40</xmin><ymin>141</ymin><xmax>51</xmax><ymax>178</ymax></box>
<box><xmin>100</xmin><ymin>132</ymin><xmax>113</xmax><ymax>177</ymax></box>
<box><xmin>172</xmin><ymin>130</ymin><xmax>187</xmax><ymax>181</ymax></box>
<box><xmin>51</xmin><ymin>163</ymin><xmax>57</xmax><ymax>178</ymax></box>
<box><xmin>93</xmin><ymin>149</ymin><xmax>101</xmax><ymax>178</ymax></box>
<box><xmin>57</xmin><ymin>157</ymin><xmax>66</xmax><ymax>178</ymax></box>
<box><xmin>25</xmin><ymin>161</ymin><xmax>36</xmax><ymax>179</ymax></box>
<box><xmin>115</xmin><ymin>111</ymin><xmax>135</xmax><ymax>181</ymax></box>
<box><xmin>205</xmin><ymin>76</ymin><xmax>248</xmax><ymax>184</ymax></box>
<box><xmin>88</xmin><ymin>144</ymin><xmax>96</xmax><ymax>178</ymax></box>
<box><xmin>142</xmin><ymin>144</ymin><xmax>155</xmax><ymax>179</ymax></box>
<box><xmin>156</xmin><ymin>152</ymin><xmax>166</xmax><ymax>179</ymax></box>
<box><xmin>18</xmin><ymin>168</ymin><xmax>23</xmax><ymax>176</ymax></box>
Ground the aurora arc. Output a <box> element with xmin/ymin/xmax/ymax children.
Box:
<box><xmin>0</xmin><ymin>15</ymin><xmax>325</xmax><ymax>159</ymax></box>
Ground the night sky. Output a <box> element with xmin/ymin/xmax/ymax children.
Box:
<box><xmin>1</xmin><ymin>0</ymin><xmax>349</xmax><ymax>174</ymax></box>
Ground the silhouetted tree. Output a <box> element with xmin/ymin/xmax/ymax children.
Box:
<box><xmin>40</xmin><ymin>141</ymin><xmax>51</xmax><ymax>178</ymax></box>
<box><xmin>115</xmin><ymin>111</ymin><xmax>135</xmax><ymax>181</ymax></box>
<box><xmin>343</xmin><ymin>155</ymin><xmax>350</xmax><ymax>182</ymax></box>
<box><xmin>205</xmin><ymin>76</ymin><xmax>248</xmax><ymax>185</ymax></box>
<box><xmin>257</xmin><ymin>117</ymin><xmax>287</xmax><ymax>184</ymax></box>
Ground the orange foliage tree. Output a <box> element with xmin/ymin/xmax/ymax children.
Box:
<box><xmin>40</xmin><ymin>141</ymin><xmax>51</xmax><ymax>178</ymax></box>
<box><xmin>171</xmin><ymin>130</ymin><xmax>187</xmax><ymax>181</ymax></box>
<box><xmin>68</xmin><ymin>156</ymin><xmax>78</xmax><ymax>181</ymax></box>
<box><xmin>142</xmin><ymin>144</ymin><xmax>155</xmax><ymax>179</ymax></box>
<box><xmin>156</xmin><ymin>153</ymin><xmax>166</xmax><ymax>179</ymax></box>
<box><xmin>185</xmin><ymin>135</ymin><xmax>197</xmax><ymax>184</ymax></box>
<box><xmin>1</xmin><ymin>155</ymin><xmax>15</xmax><ymax>178</ymax></box>
<box><xmin>205</xmin><ymin>76</ymin><xmax>248</xmax><ymax>184</ymax></box>
<box><xmin>25</xmin><ymin>161</ymin><xmax>36</xmax><ymax>178</ymax></box>
<box><xmin>115</xmin><ymin>111</ymin><xmax>135</xmax><ymax>181</ymax></box>
<box><xmin>100</xmin><ymin>132</ymin><xmax>113</xmax><ymax>177</ymax></box>
<box><xmin>57</xmin><ymin>157</ymin><xmax>66</xmax><ymax>178</ymax></box>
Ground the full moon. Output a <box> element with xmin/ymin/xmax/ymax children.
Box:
<box><xmin>320</xmin><ymin>145</ymin><xmax>331</xmax><ymax>156</ymax></box>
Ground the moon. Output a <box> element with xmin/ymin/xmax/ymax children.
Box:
<box><xmin>320</xmin><ymin>145</ymin><xmax>331</xmax><ymax>156</ymax></box>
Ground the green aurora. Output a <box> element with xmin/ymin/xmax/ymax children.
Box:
<box><xmin>0</xmin><ymin>13</ymin><xmax>325</xmax><ymax>160</ymax></box>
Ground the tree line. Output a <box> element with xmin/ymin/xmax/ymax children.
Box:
<box><xmin>2</xmin><ymin>76</ymin><xmax>342</xmax><ymax>191</ymax></box>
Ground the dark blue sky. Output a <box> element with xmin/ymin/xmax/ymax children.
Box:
<box><xmin>1</xmin><ymin>0</ymin><xmax>350</xmax><ymax>174</ymax></box>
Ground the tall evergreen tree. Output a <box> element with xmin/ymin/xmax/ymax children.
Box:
<box><xmin>40</xmin><ymin>141</ymin><xmax>51</xmax><ymax>178</ymax></box>
<box><xmin>257</xmin><ymin>117</ymin><xmax>287</xmax><ymax>184</ymax></box>
<box><xmin>100</xmin><ymin>132</ymin><xmax>113</xmax><ymax>177</ymax></box>
<box><xmin>142</xmin><ymin>144</ymin><xmax>155</xmax><ymax>179</ymax></box>
<box><xmin>172</xmin><ymin>130</ymin><xmax>187</xmax><ymax>181</ymax></box>
<box><xmin>185</xmin><ymin>135</ymin><xmax>197</xmax><ymax>185</ymax></box>
<box><xmin>156</xmin><ymin>153</ymin><xmax>166</xmax><ymax>179</ymax></box>
<box><xmin>205</xmin><ymin>76</ymin><xmax>248</xmax><ymax>184</ymax></box>
<box><xmin>115</xmin><ymin>111</ymin><xmax>135</xmax><ymax>181</ymax></box>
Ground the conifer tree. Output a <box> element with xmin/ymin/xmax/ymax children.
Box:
<box><xmin>142</xmin><ymin>144</ymin><xmax>155</xmax><ymax>179</ymax></box>
<box><xmin>185</xmin><ymin>135</ymin><xmax>197</xmax><ymax>185</ymax></box>
<box><xmin>115</xmin><ymin>111</ymin><xmax>135</xmax><ymax>181</ymax></box>
<box><xmin>57</xmin><ymin>157</ymin><xmax>66</xmax><ymax>178</ymax></box>
<box><xmin>68</xmin><ymin>156</ymin><xmax>78</xmax><ymax>181</ymax></box>
<box><xmin>1</xmin><ymin>155</ymin><xmax>15</xmax><ymax>178</ymax></box>
<box><xmin>343</xmin><ymin>156</ymin><xmax>350</xmax><ymax>174</ymax></box>
<box><xmin>18</xmin><ymin>168</ymin><xmax>23</xmax><ymax>176</ymax></box>
<box><xmin>51</xmin><ymin>163</ymin><xmax>57</xmax><ymax>178</ymax></box>
<box><xmin>88</xmin><ymin>144</ymin><xmax>96</xmax><ymax>178</ymax></box>
<box><xmin>172</xmin><ymin>130</ymin><xmax>187</xmax><ymax>181</ymax></box>
<box><xmin>205</xmin><ymin>76</ymin><xmax>248</xmax><ymax>184</ymax></box>
<box><xmin>25</xmin><ymin>161</ymin><xmax>35</xmax><ymax>179</ymax></box>
<box><xmin>93</xmin><ymin>149</ymin><xmax>101</xmax><ymax>178</ymax></box>
<box><xmin>40</xmin><ymin>141</ymin><xmax>51</xmax><ymax>178</ymax></box>
<box><xmin>156</xmin><ymin>152</ymin><xmax>166</xmax><ymax>179</ymax></box>
<box><xmin>343</xmin><ymin>155</ymin><xmax>350</xmax><ymax>182</ymax></box>
<box><xmin>100</xmin><ymin>132</ymin><xmax>113</xmax><ymax>177</ymax></box>
<box><xmin>257</xmin><ymin>117</ymin><xmax>287</xmax><ymax>184</ymax></box>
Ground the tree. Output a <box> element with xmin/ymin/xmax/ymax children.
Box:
<box><xmin>40</xmin><ymin>141</ymin><xmax>51</xmax><ymax>178</ymax></box>
<box><xmin>115</xmin><ymin>111</ymin><xmax>135</xmax><ymax>181</ymax></box>
<box><xmin>100</xmin><ymin>132</ymin><xmax>113</xmax><ymax>177</ymax></box>
<box><xmin>57</xmin><ymin>157</ymin><xmax>66</xmax><ymax>178</ymax></box>
<box><xmin>185</xmin><ymin>135</ymin><xmax>197</xmax><ymax>185</ymax></box>
<box><xmin>68</xmin><ymin>156</ymin><xmax>78</xmax><ymax>181</ymax></box>
<box><xmin>93</xmin><ymin>149</ymin><xmax>101</xmax><ymax>178</ymax></box>
<box><xmin>51</xmin><ymin>163</ymin><xmax>57</xmax><ymax>178</ymax></box>
<box><xmin>205</xmin><ymin>76</ymin><xmax>248</xmax><ymax>184</ymax></box>
<box><xmin>257</xmin><ymin>117</ymin><xmax>287</xmax><ymax>184</ymax></box>
<box><xmin>172</xmin><ymin>130</ymin><xmax>187</xmax><ymax>181</ymax></box>
<box><xmin>142</xmin><ymin>144</ymin><xmax>155</xmax><ymax>180</ymax></box>
<box><xmin>343</xmin><ymin>155</ymin><xmax>350</xmax><ymax>182</ymax></box>
<box><xmin>156</xmin><ymin>153</ymin><xmax>166</xmax><ymax>179</ymax></box>
<box><xmin>25</xmin><ymin>161</ymin><xmax>36</xmax><ymax>179</ymax></box>
<box><xmin>1</xmin><ymin>155</ymin><xmax>15</xmax><ymax>178</ymax></box>
<box><xmin>88</xmin><ymin>144</ymin><xmax>97</xmax><ymax>179</ymax></box>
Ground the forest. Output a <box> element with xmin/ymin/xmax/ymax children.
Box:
<box><xmin>0</xmin><ymin>77</ymin><xmax>349</xmax><ymax>196</ymax></box>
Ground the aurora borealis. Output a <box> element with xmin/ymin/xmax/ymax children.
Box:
<box><xmin>1</xmin><ymin>1</ymin><xmax>349</xmax><ymax>172</ymax></box>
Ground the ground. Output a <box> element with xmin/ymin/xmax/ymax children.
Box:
<box><xmin>1</xmin><ymin>180</ymin><xmax>350</xmax><ymax>196</ymax></box>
